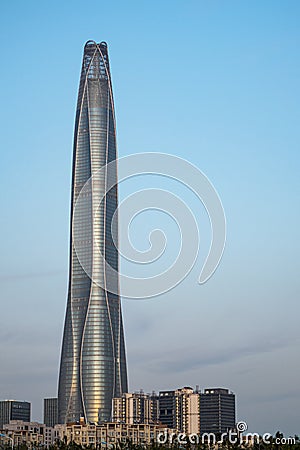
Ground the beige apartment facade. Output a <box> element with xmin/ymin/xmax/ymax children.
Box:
<box><xmin>112</xmin><ymin>392</ymin><xmax>159</xmax><ymax>425</ymax></box>
<box><xmin>54</xmin><ymin>421</ymin><xmax>169</xmax><ymax>447</ymax></box>
<box><xmin>1</xmin><ymin>421</ymin><xmax>46</xmax><ymax>447</ymax></box>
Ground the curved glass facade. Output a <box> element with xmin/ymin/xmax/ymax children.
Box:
<box><xmin>58</xmin><ymin>41</ymin><xmax>128</xmax><ymax>424</ymax></box>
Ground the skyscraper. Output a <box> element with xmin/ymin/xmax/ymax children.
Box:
<box><xmin>58</xmin><ymin>41</ymin><xmax>128</xmax><ymax>425</ymax></box>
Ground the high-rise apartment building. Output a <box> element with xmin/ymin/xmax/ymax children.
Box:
<box><xmin>44</xmin><ymin>398</ymin><xmax>58</xmax><ymax>427</ymax></box>
<box><xmin>159</xmin><ymin>387</ymin><xmax>200</xmax><ymax>434</ymax></box>
<box><xmin>200</xmin><ymin>388</ymin><xmax>236</xmax><ymax>434</ymax></box>
<box><xmin>0</xmin><ymin>401</ymin><xmax>31</xmax><ymax>429</ymax></box>
<box><xmin>112</xmin><ymin>392</ymin><xmax>159</xmax><ymax>425</ymax></box>
<box><xmin>58</xmin><ymin>41</ymin><xmax>128</xmax><ymax>424</ymax></box>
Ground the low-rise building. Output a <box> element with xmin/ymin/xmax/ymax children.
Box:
<box><xmin>1</xmin><ymin>420</ymin><xmax>57</xmax><ymax>448</ymax></box>
<box><xmin>1</xmin><ymin>421</ymin><xmax>45</xmax><ymax>447</ymax></box>
<box><xmin>54</xmin><ymin>421</ymin><xmax>172</xmax><ymax>448</ymax></box>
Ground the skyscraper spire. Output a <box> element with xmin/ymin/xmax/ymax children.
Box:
<box><xmin>58</xmin><ymin>41</ymin><xmax>128</xmax><ymax>424</ymax></box>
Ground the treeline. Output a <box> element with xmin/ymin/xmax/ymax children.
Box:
<box><xmin>2</xmin><ymin>433</ymin><xmax>300</xmax><ymax>450</ymax></box>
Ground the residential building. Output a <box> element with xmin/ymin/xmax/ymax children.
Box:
<box><xmin>159</xmin><ymin>387</ymin><xmax>200</xmax><ymax>434</ymax></box>
<box><xmin>1</xmin><ymin>421</ymin><xmax>45</xmax><ymax>447</ymax></box>
<box><xmin>54</xmin><ymin>421</ymin><xmax>170</xmax><ymax>448</ymax></box>
<box><xmin>112</xmin><ymin>391</ymin><xmax>159</xmax><ymax>424</ymax></box>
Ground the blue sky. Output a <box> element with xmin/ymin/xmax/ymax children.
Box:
<box><xmin>0</xmin><ymin>0</ymin><xmax>299</xmax><ymax>436</ymax></box>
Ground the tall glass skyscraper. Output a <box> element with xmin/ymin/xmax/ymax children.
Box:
<box><xmin>58</xmin><ymin>41</ymin><xmax>128</xmax><ymax>425</ymax></box>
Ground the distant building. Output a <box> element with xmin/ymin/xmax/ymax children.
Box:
<box><xmin>112</xmin><ymin>392</ymin><xmax>159</xmax><ymax>424</ymax></box>
<box><xmin>0</xmin><ymin>401</ymin><xmax>31</xmax><ymax>429</ymax></box>
<box><xmin>200</xmin><ymin>388</ymin><xmax>236</xmax><ymax>434</ymax></box>
<box><xmin>44</xmin><ymin>398</ymin><xmax>58</xmax><ymax>427</ymax></box>
<box><xmin>159</xmin><ymin>387</ymin><xmax>200</xmax><ymax>434</ymax></box>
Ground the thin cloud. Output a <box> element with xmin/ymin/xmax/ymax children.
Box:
<box><xmin>129</xmin><ymin>335</ymin><xmax>296</xmax><ymax>374</ymax></box>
